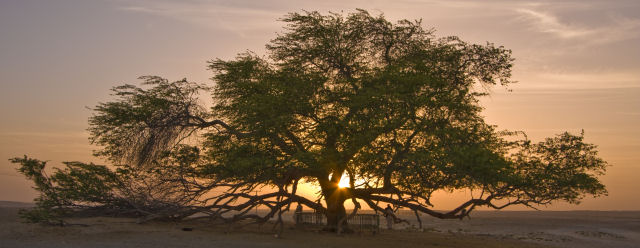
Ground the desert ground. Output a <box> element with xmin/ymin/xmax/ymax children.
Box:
<box><xmin>0</xmin><ymin>201</ymin><xmax>638</xmax><ymax>248</ymax></box>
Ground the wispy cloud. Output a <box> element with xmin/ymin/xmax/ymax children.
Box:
<box><xmin>0</xmin><ymin>131</ymin><xmax>87</xmax><ymax>138</ymax></box>
<box><xmin>520</xmin><ymin>71</ymin><xmax>640</xmax><ymax>90</ymax></box>
<box><xmin>516</xmin><ymin>8</ymin><xmax>593</xmax><ymax>39</ymax></box>
<box><xmin>118</xmin><ymin>1</ymin><xmax>283</xmax><ymax>37</ymax></box>
<box><xmin>515</xmin><ymin>8</ymin><xmax>640</xmax><ymax>44</ymax></box>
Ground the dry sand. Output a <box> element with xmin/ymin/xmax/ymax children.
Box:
<box><xmin>399</xmin><ymin>210</ymin><xmax>640</xmax><ymax>248</ymax></box>
<box><xmin>0</xmin><ymin>201</ymin><xmax>637</xmax><ymax>248</ymax></box>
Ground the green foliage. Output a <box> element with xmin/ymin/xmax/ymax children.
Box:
<box><xmin>87</xmin><ymin>10</ymin><xmax>606</xmax><ymax>216</ymax></box>
<box><xmin>9</xmin><ymin>151</ymin><xmax>204</xmax><ymax>223</ymax></box>
<box><xmin>50</xmin><ymin>161</ymin><xmax>123</xmax><ymax>204</ymax></box>
<box><xmin>203</xmin><ymin>10</ymin><xmax>606</xmax><ymax>213</ymax></box>
<box><xmin>9</xmin><ymin>156</ymin><xmax>64</xmax><ymax>224</ymax></box>
<box><xmin>509</xmin><ymin>131</ymin><xmax>608</xmax><ymax>204</ymax></box>
<box><xmin>206</xmin><ymin>10</ymin><xmax>516</xmax><ymax>191</ymax></box>
<box><xmin>9</xmin><ymin>156</ymin><xmax>123</xmax><ymax>224</ymax></box>
<box><xmin>10</xmin><ymin>10</ymin><xmax>609</xmax><ymax>226</ymax></box>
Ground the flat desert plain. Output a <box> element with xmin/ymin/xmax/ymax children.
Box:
<box><xmin>0</xmin><ymin>201</ymin><xmax>638</xmax><ymax>248</ymax></box>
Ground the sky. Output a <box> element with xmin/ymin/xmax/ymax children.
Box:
<box><xmin>1</xmin><ymin>0</ymin><xmax>639</xmax><ymax>210</ymax></box>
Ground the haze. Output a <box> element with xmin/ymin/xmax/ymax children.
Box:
<box><xmin>1</xmin><ymin>0</ymin><xmax>638</xmax><ymax>210</ymax></box>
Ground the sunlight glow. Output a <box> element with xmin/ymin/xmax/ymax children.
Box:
<box><xmin>338</xmin><ymin>173</ymin><xmax>350</xmax><ymax>188</ymax></box>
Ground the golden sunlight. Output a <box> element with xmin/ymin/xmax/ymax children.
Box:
<box><xmin>338</xmin><ymin>173</ymin><xmax>350</xmax><ymax>188</ymax></box>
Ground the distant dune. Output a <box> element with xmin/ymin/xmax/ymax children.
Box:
<box><xmin>0</xmin><ymin>201</ymin><xmax>34</xmax><ymax>208</ymax></box>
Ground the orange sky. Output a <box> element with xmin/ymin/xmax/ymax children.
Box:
<box><xmin>1</xmin><ymin>0</ymin><xmax>639</xmax><ymax>210</ymax></box>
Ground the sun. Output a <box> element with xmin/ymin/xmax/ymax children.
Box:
<box><xmin>338</xmin><ymin>173</ymin><xmax>350</xmax><ymax>188</ymax></box>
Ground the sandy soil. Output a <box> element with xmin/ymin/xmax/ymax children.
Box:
<box><xmin>394</xmin><ymin>210</ymin><xmax>640</xmax><ymax>248</ymax></box>
<box><xmin>0</xmin><ymin>202</ymin><xmax>637</xmax><ymax>248</ymax></box>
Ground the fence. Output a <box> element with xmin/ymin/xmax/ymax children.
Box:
<box><xmin>346</xmin><ymin>213</ymin><xmax>379</xmax><ymax>232</ymax></box>
<box><xmin>294</xmin><ymin>212</ymin><xmax>325</xmax><ymax>225</ymax></box>
<box><xmin>294</xmin><ymin>212</ymin><xmax>380</xmax><ymax>232</ymax></box>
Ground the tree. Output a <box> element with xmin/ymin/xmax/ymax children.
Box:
<box><xmin>12</xmin><ymin>10</ymin><xmax>607</xmax><ymax>231</ymax></box>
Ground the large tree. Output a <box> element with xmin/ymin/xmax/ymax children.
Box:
<box><xmin>15</xmin><ymin>10</ymin><xmax>606</xmax><ymax>231</ymax></box>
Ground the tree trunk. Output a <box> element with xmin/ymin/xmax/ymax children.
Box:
<box><xmin>322</xmin><ymin>183</ymin><xmax>348</xmax><ymax>231</ymax></box>
<box><xmin>325</xmin><ymin>194</ymin><xmax>346</xmax><ymax>230</ymax></box>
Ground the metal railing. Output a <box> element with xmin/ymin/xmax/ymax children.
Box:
<box><xmin>294</xmin><ymin>212</ymin><xmax>379</xmax><ymax>232</ymax></box>
<box><xmin>294</xmin><ymin>212</ymin><xmax>325</xmax><ymax>225</ymax></box>
<box><xmin>346</xmin><ymin>213</ymin><xmax>379</xmax><ymax>232</ymax></box>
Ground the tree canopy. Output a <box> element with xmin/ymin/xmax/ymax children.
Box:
<box><xmin>11</xmin><ymin>10</ymin><xmax>607</xmax><ymax>231</ymax></box>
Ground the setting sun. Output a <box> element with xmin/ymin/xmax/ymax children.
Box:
<box><xmin>338</xmin><ymin>174</ymin><xmax>350</xmax><ymax>188</ymax></box>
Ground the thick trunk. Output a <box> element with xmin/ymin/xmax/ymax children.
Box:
<box><xmin>321</xmin><ymin>182</ymin><xmax>348</xmax><ymax>231</ymax></box>
<box><xmin>325</xmin><ymin>192</ymin><xmax>347</xmax><ymax>230</ymax></box>
<box><xmin>317</xmin><ymin>155</ymin><xmax>349</xmax><ymax>231</ymax></box>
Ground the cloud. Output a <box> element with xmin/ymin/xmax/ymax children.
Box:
<box><xmin>0</xmin><ymin>131</ymin><xmax>87</xmax><ymax>138</ymax></box>
<box><xmin>515</xmin><ymin>8</ymin><xmax>593</xmax><ymax>39</ymax></box>
<box><xmin>521</xmin><ymin>71</ymin><xmax>640</xmax><ymax>90</ymax></box>
<box><xmin>118</xmin><ymin>1</ymin><xmax>283</xmax><ymax>37</ymax></box>
<box><xmin>515</xmin><ymin>8</ymin><xmax>640</xmax><ymax>45</ymax></box>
